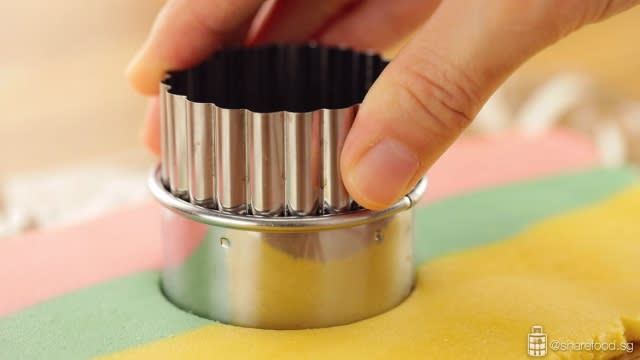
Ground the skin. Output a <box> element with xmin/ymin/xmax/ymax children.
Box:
<box><xmin>128</xmin><ymin>0</ymin><xmax>639</xmax><ymax>210</ymax></box>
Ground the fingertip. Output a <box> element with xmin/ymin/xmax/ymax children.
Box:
<box><xmin>342</xmin><ymin>134</ymin><xmax>420</xmax><ymax>211</ymax></box>
<box><xmin>340</xmin><ymin>120</ymin><xmax>377</xmax><ymax>209</ymax></box>
<box><xmin>340</xmin><ymin>87</ymin><xmax>418</xmax><ymax>210</ymax></box>
<box><xmin>343</xmin><ymin>175</ymin><xmax>392</xmax><ymax>211</ymax></box>
<box><xmin>126</xmin><ymin>45</ymin><xmax>164</xmax><ymax>96</ymax></box>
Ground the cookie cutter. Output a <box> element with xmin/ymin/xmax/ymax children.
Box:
<box><xmin>149</xmin><ymin>44</ymin><xmax>427</xmax><ymax>329</ymax></box>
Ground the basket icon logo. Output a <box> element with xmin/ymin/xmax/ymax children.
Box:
<box><xmin>528</xmin><ymin>325</ymin><xmax>547</xmax><ymax>357</ymax></box>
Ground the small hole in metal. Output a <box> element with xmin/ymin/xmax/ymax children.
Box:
<box><xmin>374</xmin><ymin>230</ymin><xmax>384</xmax><ymax>243</ymax></box>
<box><xmin>220</xmin><ymin>237</ymin><xmax>231</xmax><ymax>249</ymax></box>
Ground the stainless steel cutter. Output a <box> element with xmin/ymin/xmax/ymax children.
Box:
<box><xmin>149</xmin><ymin>44</ymin><xmax>427</xmax><ymax>329</ymax></box>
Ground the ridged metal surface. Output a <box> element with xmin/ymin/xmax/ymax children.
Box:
<box><xmin>284</xmin><ymin>111</ymin><xmax>322</xmax><ymax>216</ymax></box>
<box><xmin>159</xmin><ymin>82</ymin><xmax>171</xmax><ymax>186</ymax></box>
<box><xmin>166</xmin><ymin>93</ymin><xmax>188</xmax><ymax>198</ymax></box>
<box><xmin>322</xmin><ymin>106</ymin><xmax>356</xmax><ymax>213</ymax></box>
<box><xmin>186</xmin><ymin>101</ymin><xmax>215</xmax><ymax>207</ymax></box>
<box><xmin>248</xmin><ymin>111</ymin><xmax>285</xmax><ymax>216</ymax></box>
<box><xmin>215</xmin><ymin>108</ymin><xmax>247</xmax><ymax>214</ymax></box>
<box><xmin>160</xmin><ymin>96</ymin><xmax>359</xmax><ymax>215</ymax></box>
<box><xmin>159</xmin><ymin>44</ymin><xmax>388</xmax><ymax>216</ymax></box>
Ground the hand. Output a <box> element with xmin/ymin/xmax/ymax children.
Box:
<box><xmin>127</xmin><ymin>0</ymin><xmax>638</xmax><ymax>210</ymax></box>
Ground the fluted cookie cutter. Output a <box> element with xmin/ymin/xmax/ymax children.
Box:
<box><xmin>149</xmin><ymin>44</ymin><xmax>427</xmax><ymax>329</ymax></box>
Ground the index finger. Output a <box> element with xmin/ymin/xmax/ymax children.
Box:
<box><xmin>126</xmin><ymin>0</ymin><xmax>266</xmax><ymax>95</ymax></box>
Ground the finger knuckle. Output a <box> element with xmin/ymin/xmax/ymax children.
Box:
<box><xmin>395</xmin><ymin>58</ymin><xmax>479</xmax><ymax>136</ymax></box>
<box><xmin>587</xmin><ymin>0</ymin><xmax>640</xmax><ymax>22</ymax></box>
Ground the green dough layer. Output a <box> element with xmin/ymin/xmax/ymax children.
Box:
<box><xmin>415</xmin><ymin>167</ymin><xmax>638</xmax><ymax>264</ymax></box>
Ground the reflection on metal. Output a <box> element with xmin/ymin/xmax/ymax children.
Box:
<box><xmin>151</xmin><ymin>167</ymin><xmax>425</xmax><ymax>329</ymax></box>
<box><xmin>152</xmin><ymin>44</ymin><xmax>426</xmax><ymax>329</ymax></box>
<box><xmin>284</xmin><ymin>111</ymin><xmax>322</xmax><ymax>216</ymax></box>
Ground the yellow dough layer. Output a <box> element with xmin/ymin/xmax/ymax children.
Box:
<box><xmin>104</xmin><ymin>186</ymin><xmax>640</xmax><ymax>360</ymax></box>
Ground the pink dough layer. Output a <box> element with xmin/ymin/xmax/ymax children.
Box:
<box><xmin>0</xmin><ymin>128</ymin><xmax>598</xmax><ymax>317</ymax></box>
<box><xmin>0</xmin><ymin>203</ymin><xmax>163</xmax><ymax>316</ymax></box>
<box><xmin>423</xmin><ymin>129</ymin><xmax>598</xmax><ymax>203</ymax></box>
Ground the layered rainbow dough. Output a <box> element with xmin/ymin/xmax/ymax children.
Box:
<box><xmin>1</xmin><ymin>130</ymin><xmax>638</xmax><ymax>359</ymax></box>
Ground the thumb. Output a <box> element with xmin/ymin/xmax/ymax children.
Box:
<box><xmin>340</xmin><ymin>0</ymin><xmax>634</xmax><ymax>210</ymax></box>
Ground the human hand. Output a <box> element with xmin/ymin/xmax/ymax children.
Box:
<box><xmin>127</xmin><ymin>0</ymin><xmax>638</xmax><ymax>210</ymax></box>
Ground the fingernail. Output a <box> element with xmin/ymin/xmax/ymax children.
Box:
<box><xmin>125</xmin><ymin>50</ymin><xmax>148</xmax><ymax>93</ymax></box>
<box><xmin>125</xmin><ymin>49</ymin><xmax>142</xmax><ymax>81</ymax></box>
<box><xmin>125</xmin><ymin>42</ymin><xmax>163</xmax><ymax>95</ymax></box>
<box><xmin>347</xmin><ymin>138</ymin><xmax>420</xmax><ymax>209</ymax></box>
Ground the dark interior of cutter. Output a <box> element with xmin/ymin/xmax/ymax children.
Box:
<box><xmin>163</xmin><ymin>44</ymin><xmax>388</xmax><ymax>113</ymax></box>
